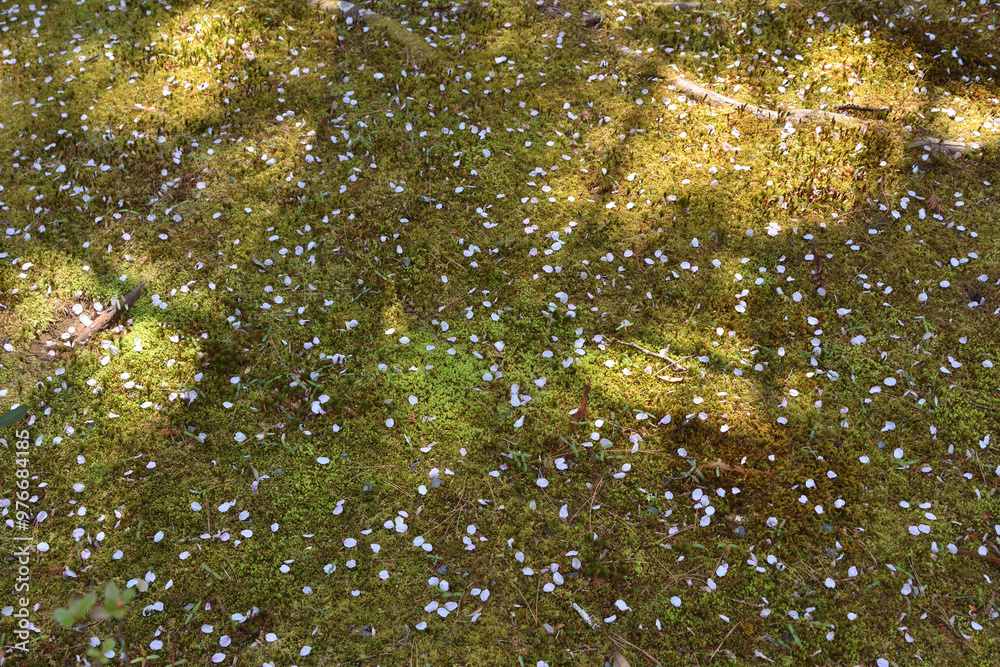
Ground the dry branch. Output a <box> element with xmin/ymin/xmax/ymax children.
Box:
<box><xmin>667</xmin><ymin>75</ymin><xmax>974</xmax><ymax>154</ymax></box>
<box><xmin>614</xmin><ymin>339</ymin><xmax>688</xmax><ymax>373</ymax></box>
<box><xmin>543</xmin><ymin>4</ymin><xmax>604</xmax><ymax>28</ymax></box>
<box><xmin>571</xmin><ymin>602</ymin><xmax>601</xmax><ymax>631</ymax></box>
<box><xmin>74</xmin><ymin>282</ymin><xmax>145</xmax><ymax>344</ymax></box>
<box><xmin>909</xmin><ymin>137</ymin><xmax>975</xmax><ymax>154</ymax></box>
<box><xmin>708</xmin><ymin>620</ymin><xmax>743</xmax><ymax>663</ymax></box>
<box><xmin>957</xmin><ymin>550</ymin><xmax>1000</xmax><ymax>567</ymax></box>
<box><xmin>667</xmin><ymin>76</ymin><xmax>870</xmax><ymax>128</ymax></box>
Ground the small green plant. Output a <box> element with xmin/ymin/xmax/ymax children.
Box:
<box><xmin>507</xmin><ymin>448</ymin><xmax>531</xmax><ymax>473</ymax></box>
<box><xmin>52</xmin><ymin>591</ymin><xmax>99</xmax><ymax>629</ymax></box>
<box><xmin>54</xmin><ymin>582</ymin><xmax>140</xmax><ymax>664</ymax></box>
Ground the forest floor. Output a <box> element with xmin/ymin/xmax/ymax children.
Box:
<box><xmin>2</xmin><ymin>0</ymin><xmax>1000</xmax><ymax>664</ymax></box>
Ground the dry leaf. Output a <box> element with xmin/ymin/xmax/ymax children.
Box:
<box><xmin>612</xmin><ymin>651</ymin><xmax>631</xmax><ymax>667</ymax></box>
<box><xmin>698</xmin><ymin>459</ymin><xmax>733</xmax><ymax>472</ymax></box>
<box><xmin>927</xmin><ymin>189</ymin><xmax>940</xmax><ymax>213</ymax></box>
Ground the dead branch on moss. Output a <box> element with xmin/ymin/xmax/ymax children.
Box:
<box><xmin>909</xmin><ymin>137</ymin><xmax>974</xmax><ymax>155</ymax></box>
<box><xmin>74</xmin><ymin>283</ymin><xmax>145</xmax><ymax>344</ymax></box>
<box><xmin>957</xmin><ymin>550</ymin><xmax>1000</xmax><ymax>568</ymax></box>
<box><xmin>667</xmin><ymin>76</ymin><xmax>870</xmax><ymax>128</ymax></box>
<box><xmin>668</xmin><ymin>76</ymin><xmax>974</xmax><ymax>154</ymax></box>
<box><xmin>542</xmin><ymin>5</ymin><xmax>604</xmax><ymax>28</ymax></box>
<box><xmin>308</xmin><ymin>0</ymin><xmax>438</xmax><ymax>64</ymax></box>
<box><xmin>572</xmin><ymin>602</ymin><xmax>601</xmax><ymax>632</ymax></box>
<box><xmin>613</xmin><ymin>339</ymin><xmax>688</xmax><ymax>373</ymax></box>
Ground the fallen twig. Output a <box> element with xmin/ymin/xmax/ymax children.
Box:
<box><xmin>667</xmin><ymin>76</ymin><xmax>869</xmax><ymax>128</ymax></box>
<box><xmin>569</xmin><ymin>476</ymin><xmax>603</xmax><ymax>525</ymax></box>
<box><xmin>74</xmin><ymin>282</ymin><xmax>145</xmax><ymax>344</ymax></box>
<box><xmin>709</xmin><ymin>620</ymin><xmax>742</xmax><ymax>663</ymax></box>
<box><xmin>543</xmin><ymin>5</ymin><xmax>604</xmax><ymax>28</ymax></box>
<box><xmin>572</xmin><ymin>602</ymin><xmax>601</xmax><ymax>632</ymax></box>
<box><xmin>614</xmin><ymin>339</ymin><xmax>688</xmax><ymax>373</ymax></box>
<box><xmin>909</xmin><ymin>137</ymin><xmax>975</xmax><ymax>155</ymax></box>
<box><xmin>918</xmin><ymin>604</ymin><xmax>977</xmax><ymax>651</ymax></box>
<box><xmin>132</xmin><ymin>103</ymin><xmax>173</xmax><ymax>119</ymax></box>
<box><xmin>957</xmin><ymin>550</ymin><xmax>1000</xmax><ymax>567</ymax></box>
<box><xmin>668</xmin><ymin>75</ymin><xmax>973</xmax><ymax>155</ymax></box>
<box><xmin>512</xmin><ymin>579</ymin><xmax>539</xmax><ymax>626</ymax></box>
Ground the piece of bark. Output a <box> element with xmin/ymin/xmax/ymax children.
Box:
<box><xmin>74</xmin><ymin>283</ymin><xmax>145</xmax><ymax>344</ymax></box>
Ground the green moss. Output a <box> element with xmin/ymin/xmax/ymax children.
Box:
<box><xmin>3</xmin><ymin>0</ymin><xmax>1000</xmax><ymax>664</ymax></box>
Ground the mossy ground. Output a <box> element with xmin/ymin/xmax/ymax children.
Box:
<box><xmin>1</xmin><ymin>0</ymin><xmax>999</xmax><ymax>664</ymax></box>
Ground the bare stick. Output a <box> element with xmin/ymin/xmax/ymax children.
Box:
<box><xmin>709</xmin><ymin>620</ymin><xmax>742</xmax><ymax>663</ymax></box>
<box><xmin>614</xmin><ymin>339</ymin><xmax>688</xmax><ymax>373</ymax></box>
<box><xmin>667</xmin><ymin>76</ymin><xmax>868</xmax><ymax>128</ymax></box>
<box><xmin>667</xmin><ymin>75</ymin><xmax>976</xmax><ymax>155</ymax></box>
<box><xmin>543</xmin><ymin>4</ymin><xmax>604</xmax><ymax>28</ymax></box>
<box><xmin>917</xmin><ymin>604</ymin><xmax>976</xmax><ymax>651</ymax></box>
<box><xmin>908</xmin><ymin>137</ymin><xmax>975</xmax><ymax>155</ymax></box>
<box><xmin>569</xmin><ymin>476</ymin><xmax>603</xmax><ymax>524</ymax></box>
<box><xmin>957</xmin><ymin>550</ymin><xmax>1000</xmax><ymax>567</ymax></box>
<box><xmin>572</xmin><ymin>602</ymin><xmax>601</xmax><ymax>631</ymax></box>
